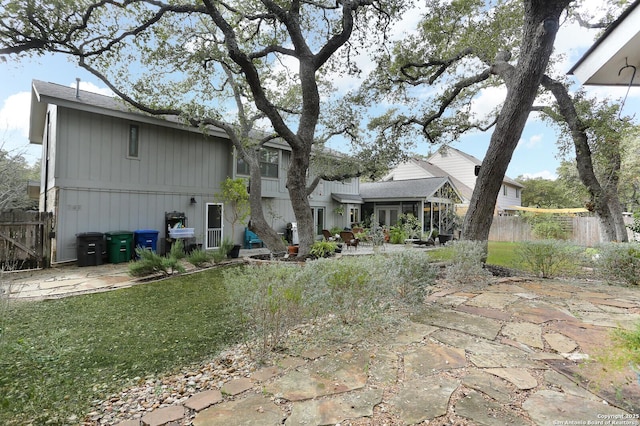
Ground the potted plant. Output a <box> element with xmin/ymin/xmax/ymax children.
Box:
<box><xmin>215</xmin><ymin>177</ymin><xmax>250</xmax><ymax>258</ymax></box>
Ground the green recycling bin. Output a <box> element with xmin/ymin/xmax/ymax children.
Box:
<box><xmin>105</xmin><ymin>231</ymin><xmax>134</xmax><ymax>264</ymax></box>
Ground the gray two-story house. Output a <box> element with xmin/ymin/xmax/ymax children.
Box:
<box><xmin>29</xmin><ymin>80</ymin><xmax>362</xmax><ymax>263</ymax></box>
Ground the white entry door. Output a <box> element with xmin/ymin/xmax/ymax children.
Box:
<box><xmin>205</xmin><ymin>203</ymin><xmax>223</xmax><ymax>249</ymax></box>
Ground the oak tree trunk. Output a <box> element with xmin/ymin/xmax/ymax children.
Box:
<box><xmin>463</xmin><ymin>1</ymin><xmax>569</xmax><ymax>241</ymax></box>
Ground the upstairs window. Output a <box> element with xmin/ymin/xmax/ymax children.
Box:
<box><xmin>128</xmin><ymin>124</ymin><xmax>139</xmax><ymax>158</ymax></box>
<box><xmin>237</xmin><ymin>147</ymin><xmax>279</xmax><ymax>178</ymax></box>
<box><xmin>502</xmin><ymin>185</ymin><xmax>508</xmax><ymax>196</ymax></box>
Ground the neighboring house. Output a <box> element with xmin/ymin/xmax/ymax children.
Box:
<box><xmin>29</xmin><ymin>80</ymin><xmax>360</xmax><ymax>263</ymax></box>
<box><xmin>568</xmin><ymin>0</ymin><xmax>640</xmax><ymax>87</ymax></box>
<box><xmin>383</xmin><ymin>148</ymin><xmax>523</xmax><ymax>215</ymax></box>
<box><xmin>359</xmin><ymin>177</ymin><xmax>463</xmax><ymax>236</ymax></box>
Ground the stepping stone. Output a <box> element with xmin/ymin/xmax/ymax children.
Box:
<box><xmin>433</xmin><ymin>329</ymin><xmax>538</xmax><ymax>368</ymax></box>
<box><xmin>511</xmin><ymin>301</ymin><xmax>578</xmax><ymax>324</ymax></box>
<box><xmin>466</xmin><ymin>292</ymin><xmax>520</xmax><ymax>309</ymax></box>
<box><xmin>368</xmin><ymin>348</ymin><xmax>398</xmax><ymax>386</ymax></box>
<box><xmin>412</xmin><ymin>307</ymin><xmax>502</xmax><ymax>340</ymax></box>
<box><xmin>462</xmin><ymin>369</ymin><xmax>513</xmax><ymax>404</ymax></box>
<box><xmin>193</xmin><ymin>394</ymin><xmax>285</xmax><ymax>426</ymax></box>
<box><xmin>543</xmin><ymin>333</ymin><xmax>578</xmax><ymax>354</ymax></box>
<box><xmin>184</xmin><ymin>389</ymin><xmax>223</xmax><ymax>412</ymax></box>
<box><xmin>277</xmin><ymin>356</ymin><xmax>306</xmax><ymax>369</ymax></box>
<box><xmin>456</xmin><ymin>390</ymin><xmax>521</xmax><ymax>425</ymax></box>
<box><xmin>114</xmin><ymin>420</ymin><xmax>140</xmax><ymax>426</ymax></box>
<box><xmin>523</xmin><ymin>390</ymin><xmax>629</xmax><ymax>425</ymax></box>
<box><xmin>542</xmin><ymin>370</ymin><xmax>599</xmax><ymax>401</ymax></box>
<box><xmin>265</xmin><ymin>350</ymin><xmax>368</xmax><ymax>401</ymax></box>
<box><xmin>391</xmin><ymin>376</ymin><xmax>459</xmax><ymax>424</ymax></box>
<box><xmin>251</xmin><ymin>366</ymin><xmax>281</xmax><ymax>383</ymax></box>
<box><xmin>285</xmin><ymin>389</ymin><xmax>383</xmax><ymax>425</ymax></box>
<box><xmin>589</xmin><ymin>298</ymin><xmax>637</xmax><ymax>309</ymax></box>
<box><xmin>547</xmin><ymin>322</ymin><xmax>611</xmax><ymax>354</ymax></box>
<box><xmin>485</xmin><ymin>368</ymin><xmax>537</xmax><ymax>390</ymax></box>
<box><xmin>576</xmin><ymin>311</ymin><xmax>640</xmax><ymax>329</ymax></box>
<box><xmin>221</xmin><ymin>377</ymin><xmax>252</xmax><ymax>396</ymax></box>
<box><xmin>300</xmin><ymin>348</ymin><xmax>327</xmax><ymax>360</ymax></box>
<box><xmin>390</xmin><ymin>322</ymin><xmax>438</xmax><ymax>345</ymax></box>
<box><xmin>454</xmin><ymin>304</ymin><xmax>512</xmax><ymax>321</ymax></box>
<box><xmin>502</xmin><ymin>322</ymin><xmax>544</xmax><ymax>349</ymax></box>
<box><xmin>404</xmin><ymin>343</ymin><xmax>466</xmax><ymax>377</ymax></box>
<box><xmin>141</xmin><ymin>405</ymin><xmax>185</xmax><ymax>426</ymax></box>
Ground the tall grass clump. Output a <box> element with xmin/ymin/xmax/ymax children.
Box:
<box><xmin>445</xmin><ymin>240</ymin><xmax>492</xmax><ymax>285</ymax></box>
<box><xmin>223</xmin><ymin>264</ymin><xmax>305</xmax><ymax>358</ymax></box>
<box><xmin>381</xmin><ymin>250</ymin><xmax>437</xmax><ymax>304</ymax></box>
<box><xmin>597</xmin><ymin>242</ymin><xmax>640</xmax><ymax>286</ymax></box>
<box><xmin>515</xmin><ymin>240</ymin><xmax>581</xmax><ymax>278</ymax></box>
<box><xmin>186</xmin><ymin>248</ymin><xmax>211</xmax><ymax>267</ymax></box>
<box><xmin>129</xmin><ymin>240</ymin><xmax>187</xmax><ymax>278</ymax></box>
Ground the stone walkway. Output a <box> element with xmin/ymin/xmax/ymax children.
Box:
<box><xmin>109</xmin><ymin>278</ymin><xmax>640</xmax><ymax>426</ymax></box>
<box><xmin>3</xmin><ymin>247</ymin><xmax>640</xmax><ymax>425</ymax></box>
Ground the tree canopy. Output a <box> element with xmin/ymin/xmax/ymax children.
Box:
<box><xmin>0</xmin><ymin>0</ymin><xmax>408</xmax><ymax>253</ymax></box>
<box><xmin>359</xmin><ymin>0</ymin><xmax>634</xmax><ymax>242</ymax></box>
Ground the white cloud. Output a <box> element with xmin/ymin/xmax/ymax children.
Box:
<box><xmin>521</xmin><ymin>170</ymin><xmax>557</xmax><ymax>180</ymax></box>
<box><xmin>0</xmin><ymin>91</ymin><xmax>31</xmax><ymax>138</ymax></box>
<box><xmin>519</xmin><ymin>133</ymin><xmax>544</xmax><ymax>149</ymax></box>
<box><xmin>469</xmin><ymin>86</ymin><xmax>507</xmax><ymax>121</ymax></box>
<box><xmin>69</xmin><ymin>80</ymin><xmax>114</xmax><ymax>97</ymax></box>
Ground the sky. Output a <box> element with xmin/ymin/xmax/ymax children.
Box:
<box><xmin>1</xmin><ymin>2</ymin><xmax>639</xmax><ymax>180</ymax></box>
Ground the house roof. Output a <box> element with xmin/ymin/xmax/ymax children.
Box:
<box><xmin>431</xmin><ymin>147</ymin><xmax>523</xmax><ymax>188</ymax></box>
<box><xmin>359</xmin><ymin>177</ymin><xmax>459</xmax><ymax>201</ymax></box>
<box><xmin>409</xmin><ymin>158</ymin><xmax>474</xmax><ymax>201</ymax></box>
<box><xmin>29</xmin><ymin>79</ymin><xmax>229</xmax><ymax>144</ymax></box>
<box><xmin>568</xmin><ymin>0</ymin><xmax>640</xmax><ymax>86</ymax></box>
<box><xmin>331</xmin><ymin>193</ymin><xmax>364</xmax><ymax>204</ymax></box>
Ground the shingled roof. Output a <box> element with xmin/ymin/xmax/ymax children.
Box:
<box><xmin>360</xmin><ymin>177</ymin><xmax>459</xmax><ymax>201</ymax></box>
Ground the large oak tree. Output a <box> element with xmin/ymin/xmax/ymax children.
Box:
<box><xmin>0</xmin><ymin>0</ymin><xmax>405</xmax><ymax>254</ymax></box>
<box><xmin>362</xmin><ymin>0</ymin><xmax>631</xmax><ymax>242</ymax></box>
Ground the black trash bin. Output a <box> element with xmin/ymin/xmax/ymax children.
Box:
<box><xmin>76</xmin><ymin>232</ymin><xmax>105</xmax><ymax>267</ymax></box>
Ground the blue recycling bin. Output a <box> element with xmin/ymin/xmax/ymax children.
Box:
<box><xmin>134</xmin><ymin>229</ymin><xmax>159</xmax><ymax>253</ymax></box>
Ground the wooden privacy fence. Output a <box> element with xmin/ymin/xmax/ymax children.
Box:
<box><xmin>0</xmin><ymin>210</ymin><xmax>53</xmax><ymax>270</ymax></box>
<box><xmin>488</xmin><ymin>215</ymin><xmax>629</xmax><ymax>246</ymax></box>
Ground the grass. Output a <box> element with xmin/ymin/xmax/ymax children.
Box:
<box><xmin>0</xmin><ymin>267</ymin><xmax>242</xmax><ymax>425</ymax></box>
<box><xmin>428</xmin><ymin>241</ymin><xmax>521</xmax><ymax>267</ymax></box>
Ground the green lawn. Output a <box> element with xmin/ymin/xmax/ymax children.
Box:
<box><xmin>428</xmin><ymin>241</ymin><xmax>521</xmax><ymax>268</ymax></box>
<box><xmin>0</xmin><ymin>267</ymin><xmax>242</xmax><ymax>425</ymax></box>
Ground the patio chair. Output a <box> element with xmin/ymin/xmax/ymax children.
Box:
<box><xmin>322</xmin><ymin>229</ymin><xmax>336</xmax><ymax>241</ymax></box>
<box><xmin>339</xmin><ymin>231</ymin><xmax>359</xmax><ymax>250</ymax></box>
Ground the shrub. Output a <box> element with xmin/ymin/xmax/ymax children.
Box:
<box><xmin>515</xmin><ymin>240</ymin><xmax>580</xmax><ymax>278</ymax></box>
<box><xmin>218</xmin><ymin>237</ymin><xmax>234</xmax><ymax>258</ymax></box>
<box><xmin>597</xmin><ymin>243</ymin><xmax>640</xmax><ymax>286</ymax></box>
<box><xmin>309</xmin><ymin>239</ymin><xmax>338</xmax><ymax>258</ymax></box>
<box><xmin>400</xmin><ymin>213</ymin><xmax>421</xmax><ymax>240</ymax></box>
<box><xmin>532</xmin><ymin>220</ymin><xmax>568</xmax><ymax>240</ymax></box>
<box><xmin>187</xmin><ymin>249</ymin><xmax>211</xmax><ymax>267</ymax></box>
<box><xmin>445</xmin><ymin>240</ymin><xmax>492</xmax><ymax>285</ymax></box>
<box><xmin>169</xmin><ymin>239</ymin><xmax>186</xmax><ymax>260</ymax></box>
<box><xmin>389</xmin><ymin>226</ymin><xmax>407</xmax><ymax>244</ymax></box>
<box><xmin>382</xmin><ymin>250</ymin><xmax>437</xmax><ymax>305</ymax></box>
<box><xmin>223</xmin><ymin>264</ymin><xmax>304</xmax><ymax>358</ymax></box>
<box><xmin>128</xmin><ymin>247</ymin><xmax>186</xmax><ymax>277</ymax></box>
<box><xmin>523</xmin><ymin>213</ymin><xmax>569</xmax><ymax>240</ymax></box>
